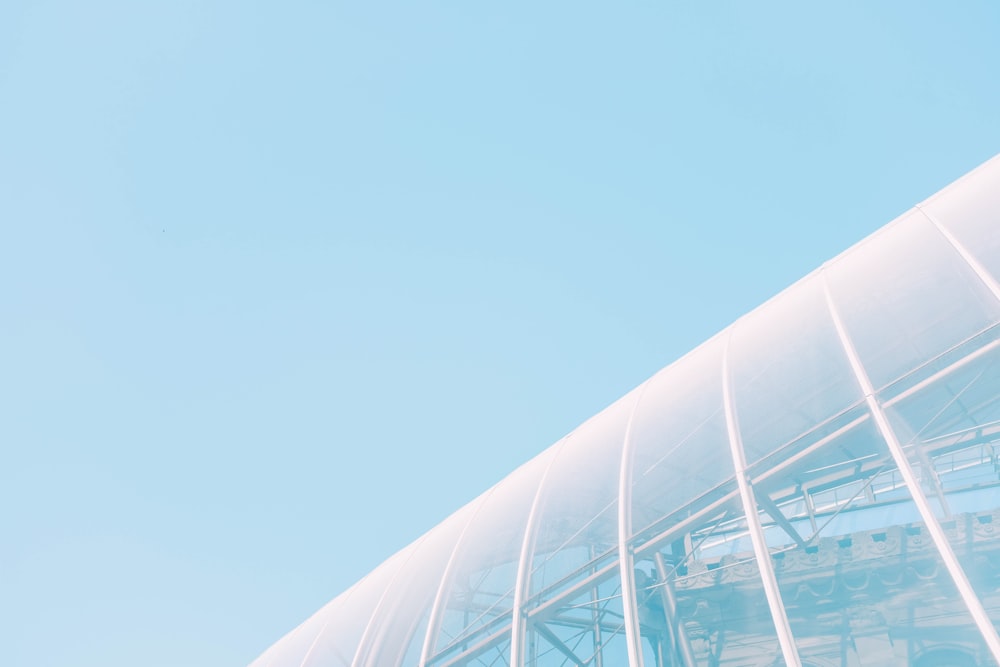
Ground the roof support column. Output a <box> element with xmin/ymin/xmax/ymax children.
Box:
<box><xmin>721</xmin><ymin>330</ymin><xmax>802</xmax><ymax>667</ymax></box>
<box><xmin>822</xmin><ymin>274</ymin><xmax>1000</xmax><ymax>664</ymax></box>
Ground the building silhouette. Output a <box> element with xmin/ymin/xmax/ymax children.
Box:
<box><xmin>252</xmin><ymin>155</ymin><xmax>1000</xmax><ymax>667</ymax></box>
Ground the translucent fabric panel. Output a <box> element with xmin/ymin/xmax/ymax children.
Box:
<box><xmin>747</xmin><ymin>412</ymin><xmax>992</xmax><ymax>665</ymax></box>
<box><xmin>750</xmin><ymin>415</ymin><xmax>897</xmax><ymax>652</ymax></box>
<box><xmin>875</xmin><ymin>323</ymin><xmax>1000</xmax><ymax>416</ymax></box>
<box><xmin>880</xmin><ymin>332</ymin><xmax>1000</xmax><ymax>644</ymax></box>
<box><xmin>627</xmin><ymin>334</ymin><xmax>734</xmax><ymax>541</ymax></box>
<box><xmin>921</xmin><ymin>153</ymin><xmax>1000</xmax><ymax>283</ymax></box>
<box><xmin>775</xmin><ymin>513</ymin><xmax>986</xmax><ymax>665</ymax></box>
<box><xmin>881</xmin><ymin>327</ymin><xmax>1000</xmax><ymax>515</ymax></box>
<box><xmin>352</xmin><ymin>503</ymin><xmax>476</xmax><ymax>667</ymax></box>
<box><xmin>745</xmin><ymin>404</ymin><xmax>875</xmax><ymax>516</ymax></box>
<box><xmin>623</xmin><ymin>325</ymin><xmax>782</xmax><ymax>663</ymax></box>
<box><xmin>526</xmin><ymin>390</ymin><xmax>636</xmax><ymax>600</ymax></box>
<box><xmin>250</xmin><ymin>156</ymin><xmax>1000</xmax><ymax>667</ymax></box>
<box><xmin>425</xmin><ymin>449</ymin><xmax>556</xmax><ymax>666</ymax></box>
<box><xmin>824</xmin><ymin>210</ymin><xmax>1000</xmax><ymax>393</ymax></box>
<box><xmin>883</xmin><ymin>327</ymin><xmax>1000</xmax><ymax>502</ymax></box>
<box><xmin>729</xmin><ymin>275</ymin><xmax>863</xmax><ymax>467</ymax></box>
<box><xmin>249</xmin><ymin>594</ymin><xmax>348</xmax><ymax>667</ymax></box>
<box><xmin>518</xmin><ymin>392</ymin><xmax>636</xmax><ymax>667</ymax></box>
<box><xmin>299</xmin><ymin>548</ymin><xmax>411</xmax><ymax>667</ymax></box>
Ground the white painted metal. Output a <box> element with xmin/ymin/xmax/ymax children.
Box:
<box><xmin>509</xmin><ymin>441</ymin><xmax>567</xmax><ymax>666</ymax></box>
<box><xmin>297</xmin><ymin>620</ymin><xmax>333</xmax><ymax>667</ymax></box>
<box><xmin>722</xmin><ymin>328</ymin><xmax>803</xmax><ymax>667</ymax></box>
<box><xmin>919</xmin><ymin>205</ymin><xmax>1000</xmax><ymax>303</ymax></box>
<box><xmin>350</xmin><ymin>537</ymin><xmax>427</xmax><ymax>667</ymax></box>
<box><xmin>822</xmin><ymin>273</ymin><xmax>1000</xmax><ymax>664</ymax></box>
<box><xmin>653</xmin><ymin>552</ymin><xmax>697</xmax><ymax>666</ymax></box>
<box><xmin>251</xmin><ymin>154</ymin><xmax>1000</xmax><ymax>667</ymax></box>
<box><xmin>417</xmin><ymin>491</ymin><xmax>495</xmax><ymax>667</ymax></box>
<box><xmin>618</xmin><ymin>383</ymin><xmax>652</xmax><ymax>667</ymax></box>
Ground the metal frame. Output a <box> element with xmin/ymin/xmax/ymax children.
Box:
<box><xmin>350</xmin><ymin>538</ymin><xmax>428</xmax><ymax>667</ymax></box>
<box><xmin>919</xmin><ymin>205</ymin><xmax>1000</xmax><ymax>302</ymax></box>
<box><xmin>418</xmin><ymin>491</ymin><xmax>496</xmax><ymax>667</ymax></box>
<box><xmin>510</xmin><ymin>442</ymin><xmax>568</xmax><ymax>666</ymax></box>
<box><xmin>618</xmin><ymin>381</ymin><xmax>653</xmax><ymax>667</ymax></box>
<box><xmin>416</xmin><ymin>320</ymin><xmax>1000</xmax><ymax>667</ymax></box>
<box><xmin>721</xmin><ymin>328</ymin><xmax>803</xmax><ymax>667</ymax></box>
<box><xmin>260</xmin><ymin>161</ymin><xmax>1000</xmax><ymax>667</ymax></box>
<box><xmin>417</xmin><ymin>316</ymin><xmax>1000</xmax><ymax>666</ymax></box>
<box><xmin>822</xmin><ymin>272</ymin><xmax>1000</xmax><ymax>664</ymax></box>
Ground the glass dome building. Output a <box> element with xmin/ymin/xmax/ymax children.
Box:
<box><xmin>251</xmin><ymin>155</ymin><xmax>1000</xmax><ymax>667</ymax></box>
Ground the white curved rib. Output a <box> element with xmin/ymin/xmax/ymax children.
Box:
<box><xmin>509</xmin><ymin>441</ymin><xmax>567</xmax><ymax>666</ymax></box>
<box><xmin>297</xmin><ymin>583</ymin><xmax>364</xmax><ymax>667</ymax></box>
<box><xmin>918</xmin><ymin>205</ymin><xmax>1000</xmax><ymax>303</ymax></box>
<box><xmin>722</xmin><ymin>327</ymin><xmax>802</xmax><ymax>667</ymax></box>
<box><xmin>350</xmin><ymin>538</ymin><xmax>427</xmax><ymax>667</ymax></box>
<box><xmin>618</xmin><ymin>382</ymin><xmax>652</xmax><ymax>667</ymax></box>
<box><xmin>417</xmin><ymin>491</ymin><xmax>495</xmax><ymax>667</ymax></box>
<box><xmin>822</xmin><ymin>272</ymin><xmax>1000</xmax><ymax>664</ymax></box>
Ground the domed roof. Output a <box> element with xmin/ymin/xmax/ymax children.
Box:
<box><xmin>252</xmin><ymin>154</ymin><xmax>1000</xmax><ymax>667</ymax></box>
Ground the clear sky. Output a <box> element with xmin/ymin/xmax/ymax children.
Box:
<box><xmin>2</xmin><ymin>2</ymin><xmax>999</xmax><ymax>666</ymax></box>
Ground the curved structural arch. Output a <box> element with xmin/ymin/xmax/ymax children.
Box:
<box><xmin>252</xmin><ymin>154</ymin><xmax>1000</xmax><ymax>667</ymax></box>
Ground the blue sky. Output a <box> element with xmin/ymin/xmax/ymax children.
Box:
<box><xmin>2</xmin><ymin>2</ymin><xmax>999</xmax><ymax>665</ymax></box>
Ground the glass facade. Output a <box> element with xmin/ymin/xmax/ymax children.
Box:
<box><xmin>251</xmin><ymin>154</ymin><xmax>1000</xmax><ymax>667</ymax></box>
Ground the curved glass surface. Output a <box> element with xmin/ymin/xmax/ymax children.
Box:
<box><xmin>251</xmin><ymin>154</ymin><xmax>1000</xmax><ymax>667</ymax></box>
<box><xmin>522</xmin><ymin>389</ymin><xmax>637</xmax><ymax>666</ymax></box>
<box><xmin>354</xmin><ymin>504</ymin><xmax>476</xmax><ymax>667</ymax></box>
<box><xmin>627</xmin><ymin>333</ymin><xmax>733</xmax><ymax>543</ymax></box>
<box><xmin>422</xmin><ymin>449</ymin><xmax>556</xmax><ymax>667</ymax></box>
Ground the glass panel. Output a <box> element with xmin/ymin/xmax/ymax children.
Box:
<box><xmin>632</xmin><ymin>507</ymin><xmax>780</xmax><ymax>666</ymax></box>
<box><xmin>729</xmin><ymin>275</ymin><xmax>863</xmax><ymax>468</ymax></box>
<box><xmin>526</xmin><ymin>565</ymin><xmax>629</xmax><ymax>667</ymax></box>
<box><xmin>881</xmin><ymin>331</ymin><xmax>1000</xmax><ymax>654</ymax></box>
<box><xmin>426</xmin><ymin>449</ymin><xmax>556</xmax><ymax>666</ymax></box>
<box><xmin>824</xmin><ymin>210</ymin><xmax>1000</xmax><ymax>393</ymax></box>
<box><xmin>921</xmin><ymin>154</ymin><xmax>1000</xmax><ymax>283</ymax></box>
<box><xmin>625</xmin><ymin>334</ymin><xmax>759</xmax><ymax>664</ymax></box>
<box><xmin>750</xmin><ymin>413</ymin><xmax>990</xmax><ymax>665</ymax></box>
<box><xmin>883</xmin><ymin>328</ymin><xmax>1000</xmax><ymax>510</ymax></box>
<box><xmin>522</xmin><ymin>389</ymin><xmax>636</xmax><ymax>665</ymax></box>
<box><xmin>353</xmin><ymin>504</ymin><xmax>476</xmax><ymax>667</ymax></box>
<box><xmin>627</xmin><ymin>334</ymin><xmax>735</xmax><ymax>545</ymax></box>
<box><xmin>526</xmin><ymin>392</ymin><xmax>633</xmax><ymax>598</ymax></box>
